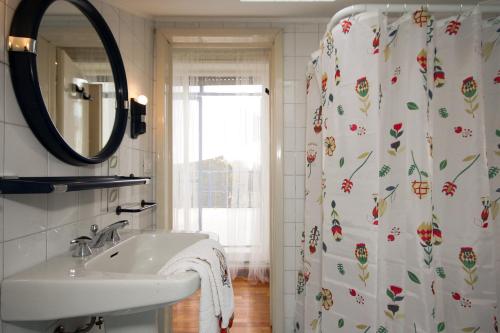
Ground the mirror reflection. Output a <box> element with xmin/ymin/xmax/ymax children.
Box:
<box><xmin>37</xmin><ymin>1</ymin><xmax>116</xmax><ymax>157</ymax></box>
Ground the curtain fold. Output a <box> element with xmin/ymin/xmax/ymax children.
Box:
<box><xmin>297</xmin><ymin>8</ymin><xmax>499</xmax><ymax>333</ymax></box>
<box><xmin>172</xmin><ymin>49</ymin><xmax>270</xmax><ymax>283</ymax></box>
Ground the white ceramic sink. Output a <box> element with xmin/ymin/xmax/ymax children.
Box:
<box><xmin>1</xmin><ymin>231</ymin><xmax>208</xmax><ymax>322</ymax></box>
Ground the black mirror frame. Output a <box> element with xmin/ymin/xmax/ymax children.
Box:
<box><xmin>8</xmin><ymin>0</ymin><xmax>128</xmax><ymax>166</ymax></box>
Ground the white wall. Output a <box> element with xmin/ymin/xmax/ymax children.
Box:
<box><xmin>156</xmin><ymin>18</ymin><xmax>325</xmax><ymax>332</ymax></box>
<box><xmin>0</xmin><ymin>0</ymin><xmax>156</xmax><ymax>331</ymax></box>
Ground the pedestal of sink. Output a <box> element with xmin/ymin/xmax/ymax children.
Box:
<box><xmin>105</xmin><ymin>310</ymin><xmax>158</xmax><ymax>333</ymax></box>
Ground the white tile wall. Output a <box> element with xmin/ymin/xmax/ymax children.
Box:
<box><xmin>155</xmin><ymin>19</ymin><xmax>323</xmax><ymax>330</ymax></box>
<box><xmin>4</xmin><ymin>124</ymin><xmax>48</xmax><ymax>177</ymax></box>
<box><xmin>4</xmin><ymin>194</ymin><xmax>48</xmax><ymax>241</ymax></box>
<box><xmin>279</xmin><ymin>22</ymin><xmax>322</xmax><ymax>330</ymax></box>
<box><xmin>0</xmin><ymin>0</ymin><xmax>156</xmax><ymax>331</ymax></box>
<box><xmin>283</xmin><ymin>103</ymin><xmax>295</xmax><ymax>128</ymax></box>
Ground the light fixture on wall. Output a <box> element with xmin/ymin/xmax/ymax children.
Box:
<box><xmin>130</xmin><ymin>95</ymin><xmax>148</xmax><ymax>139</ymax></box>
<box><xmin>136</xmin><ymin>95</ymin><xmax>148</xmax><ymax>106</ymax></box>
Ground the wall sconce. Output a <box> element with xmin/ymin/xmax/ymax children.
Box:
<box><xmin>130</xmin><ymin>95</ymin><xmax>148</xmax><ymax>139</ymax></box>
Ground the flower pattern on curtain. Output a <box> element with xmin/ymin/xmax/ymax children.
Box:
<box><xmin>296</xmin><ymin>8</ymin><xmax>500</xmax><ymax>333</ymax></box>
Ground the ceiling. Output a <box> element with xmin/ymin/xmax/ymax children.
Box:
<box><xmin>105</xmin><ymin>0</ymin><xmax>479</xmax><ymax>19</ymax></box>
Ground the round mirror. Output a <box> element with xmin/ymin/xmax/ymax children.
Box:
<box><xmin>8</xmin><ymin>0</ymin><xmax>128</xmax><ymax>165</ymax></box>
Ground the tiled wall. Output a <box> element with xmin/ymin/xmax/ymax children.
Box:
<box><xmin>281</xmin><ymin>22</ymin><xmax>324</xmax><ymax>332</ymax></box>
<box><xmin>0</xmin><ymin>0</ymin><xmax>156</xmax><ymax>331</ymax></box>
<box><xmin>156</xmin><ymin>18</ymin><xmax>325</xmax><ymax>332</ymax></box>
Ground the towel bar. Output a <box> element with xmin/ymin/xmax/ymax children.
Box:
<box><xmin>116</xmin><ymin>200</ymin><xmax>156</xmax><ymax>215</ymax></box>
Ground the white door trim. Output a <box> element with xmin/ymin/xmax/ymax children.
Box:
<box><xmin>269</xmin><ymin>30</ymin><xmax>284</xmax><ymax>333</ymax></box>
<box><xmin>154</xmin><ymin>28</ymin><xmax>285</xmax><ymax>332</ymax></box>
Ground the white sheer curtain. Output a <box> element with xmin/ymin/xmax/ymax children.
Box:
<box><xmin>172</xmin><ymin>48</ymin><xmax>270</xmax><ymax>283</ymax></box>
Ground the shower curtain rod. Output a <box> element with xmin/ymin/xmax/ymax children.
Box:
<box><xmin>326</xmin><ymin>3</ymin><xmax>500</xmax><ymax>33</ymax></box>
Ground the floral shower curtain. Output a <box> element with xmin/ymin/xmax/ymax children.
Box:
<box><xmin>296</xmin><ymin>7</ymin><xmax>500</xmax><ymax>333</ymax></box>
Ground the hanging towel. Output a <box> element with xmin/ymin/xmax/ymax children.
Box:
<box><xmin>159</xmin><ymin>239</ymin><xmax>235</xmax><ymax>333</ymax></box>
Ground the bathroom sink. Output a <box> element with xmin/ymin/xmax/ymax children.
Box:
<box><xmin>1</xmin><ymin>231</ymin><xmax>208</xmax><ymax>321</ymax></box>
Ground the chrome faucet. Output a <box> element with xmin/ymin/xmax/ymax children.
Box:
<box><xmin>89</xmin><ymin>220</ymin><xmax>129</xmax><ymax>248</ymax></box>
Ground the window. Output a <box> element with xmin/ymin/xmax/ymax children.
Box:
<box><xmin>172</xmin><ymin>49</ymin><xmax>270</xmax><ymax>282</ymax></box>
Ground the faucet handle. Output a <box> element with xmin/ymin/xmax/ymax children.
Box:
<box><xmin>70</xmin><ymin>236</ymin><xmax>92</xmax><ymax>258</ymax></box>
<box><xmin>90</xmin><ymin>224</ymin><xmax>99</xmax><ymax>236</ymax></box>
<box><xmin>109</xmin><ymin>220</ymin><xmax>129</xmax><ymax>229</ymax></box>
<box><xmin>108</xmin><ymin>220</ymin><xmax>129</xmax><ymax>244</ymax></box>
<box><xmin>90</xmin><ymin>220</ymin><xmax>130</xmax><ymax>249</ymax></box>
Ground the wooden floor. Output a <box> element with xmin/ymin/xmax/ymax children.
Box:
<box><xmin>172</xmin><ymin>278</ymin><xmax>271</xmax><ymax>333</ymax></box>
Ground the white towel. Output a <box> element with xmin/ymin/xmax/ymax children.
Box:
<box><xmin>159</xmin><ymin>239</ymin><xmax>235</xmax><ymax>333</ymax></box>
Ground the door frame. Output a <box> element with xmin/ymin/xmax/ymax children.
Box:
<box><xmin>154</xmin><ymin>28</ymin><xmax>284</xmax><ymax>332</ymax></box>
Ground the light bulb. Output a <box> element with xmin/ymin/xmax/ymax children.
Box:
<box><xmin>136</xmin><ymin>95</ymin><xmax>148</xmax><ymax>105</ymax></box>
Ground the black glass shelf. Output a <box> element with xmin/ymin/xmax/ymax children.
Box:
<box><xmin>0</xmin><ymin>176</ymin><xmax>151</xmax><ymax>194</ymax></box>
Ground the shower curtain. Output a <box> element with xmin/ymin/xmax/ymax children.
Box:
<box><xmin>296</xmin><ymin>7</ymin><xmax>500</xmax><ymax>333</ymax></box>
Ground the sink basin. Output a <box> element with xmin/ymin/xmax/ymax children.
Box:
<box><xmin>1</xmin><ymin>231</ymin><xmax>208</xmax><ymax>321</ymax></box>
